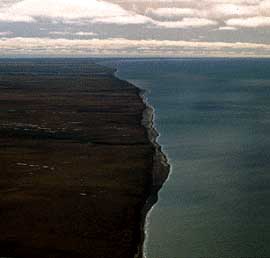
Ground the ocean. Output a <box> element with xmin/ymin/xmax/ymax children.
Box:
<box><xmin>103</xmin><ymin>58</ymin><xmax>270</xmax><ymax>258</ymax></box>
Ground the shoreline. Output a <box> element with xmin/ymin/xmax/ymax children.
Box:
<box><xmin>112</xmin><ymin>69</ymin><xmax>170</xmax><ymax>258</ymax></box>
<box><xmin>137</xmin><ymin>94</ymin><xmax>170</xmax><ymax>258</ymax></box>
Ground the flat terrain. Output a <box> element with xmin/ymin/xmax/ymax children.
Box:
<box><xmin>0</xmin><ymin>60</ymin><xmax>154</xmax><ymax>258</ymax></box>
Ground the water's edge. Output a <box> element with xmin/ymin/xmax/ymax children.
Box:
<box><xmin>111</xmin><ymin>69</ymin><xmax>170</xmax><ymax>258</ymax></box>
<box><xmin>137</xmin><ymin>92</ymin><xmax>170</xmax><ymax>258</ymax></box>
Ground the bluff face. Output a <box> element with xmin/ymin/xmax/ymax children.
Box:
<box><xmin>0</xmin><ymin>60</ymin><xmax>155</xmax><ymax>258</ymax></box>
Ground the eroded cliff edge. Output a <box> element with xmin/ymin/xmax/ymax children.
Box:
<box><xmin>109</xmin><ymin>66</ymin><xmax>170</xmax><ymax>258</ymax></box>
<box><xmin>127</xmin><ymin>83</ymin><xmax>170</xmax><ymax>258</ymax></box>
<box><xmin>111</xmin><ymin>67</ymin><xmax>170</xmax><ymax>258</ymax></box>
<box><xmin>137</xmin><ymin>102</ymin><xmax>170</xmax><ymax>258</ymax></box>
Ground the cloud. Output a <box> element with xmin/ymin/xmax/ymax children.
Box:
<box><xmin>49</xmin><ymin>31</ymin><xmax>97</xmax><ymax>36</ymax></box>
<box><xmin>2</xmin><ymin>0</ymin><xmax>270</xmax><ymax>30</ymax></box>
<box><xmin>206</xmin><ymin>0</ymin><xmax>261</xmax><ymax>4</ymax></box>
<box><xmin>210</xmin><ymin>4</ymin><xmax>258</xmax><ymax>18</ymax></box>
<box><xmin>146</xmin><ymin>8</ymin><xmax>198</xmax><ymax>18</ymax></box>
<box><xmin>217</xmin><ymin>26</ymin><xmax>238</xmax><ymax>30</ymax></box>
<box><xmin>120</xmin><ymin>0</ymin><xmax>270</xmax><ymax>29</ymax></box>
<box><xmin>75</xmin><ymin>32</ymin><xmax>97</xmax><ymax>36</ymax></box>
<box><xmin>0</xmin><ymin>0</ymin><xmax>220</xmax><ymax>29</ymax></box>
<box><xmin>0</xmin><ymin>0</ymin><xmax>21</xmax><ymax>8</ymax></box>
<box><xmin>112</xmin><ymin>0</ymin><xmax>261</xmax><ymax>3</ymax></box>
<box><xmin>0</xmin><ymin>0</ymin><xmax>150</xmax><ymax>25</ymax></box>
<box><xmin>154</xmin><ymin>18</ymin><xmax>217</xmax><ymax>28</ymax></box>
<box><xmin>0</xmin><ymin>31</ymin><xmax>13</xmax><ymax>36</ymax></box>
<box><xmin>92</xmin><ymin>15</ymin><xmax>151</xmax><ymax>25</ymax></box>
<box><xmin>0</xmin><ymin>37</ymin><xmax>269</xmax><ymax>57</ymax></box>
<box><xmin>0</xmin><ymin>0</ymin><xmax>269</xmax><ymax>58</ymax></box>
<box><xmin>226</xmin><ymin>16</ymin><xmax>270</xmax><ymax>27</ymax></box>
<box><xmin>145</xmin><ymin>4</ymin><xmax>262</xmax><ymax>21</ymax></box>
<box><xmin>0</xmin><ymin>13</ymin><xmax>34</xmax><ymax>22</ymax></box>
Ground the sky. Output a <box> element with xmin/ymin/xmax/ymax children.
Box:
<box><xmin>0</xmin><ymin>0</ymin><xmax>270</xmax><ymax>57</ymax></box>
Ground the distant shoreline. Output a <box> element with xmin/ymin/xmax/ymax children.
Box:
<box><xmin>112</xmin><ymin>68</ymin><xmax>170</xmax><ymax>258</ymax></box>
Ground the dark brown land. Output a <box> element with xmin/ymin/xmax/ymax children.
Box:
<box><xmin>0</xmin><ymin>60</ymin><xmax>169</xmax><ymax>258</ymax></box>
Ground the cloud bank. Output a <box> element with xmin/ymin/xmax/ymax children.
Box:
<box><xmin>0</xmin><ymin>0</ymin><xmax>269</xmax><ymax>56</ymax></box>
<box><xmin>0</xmin><ymin>0</ymin><xmax>151</xmax><ymax>25</ymax></box>
<box><xmin>1</xmin><ymin>0</ymin><xmax>270</xmax><ymax>28</ymax></box>
<box><xmin>0</xmin><ymin>37</ymin><xmax>269</xmax><ymax>57</ymax></box>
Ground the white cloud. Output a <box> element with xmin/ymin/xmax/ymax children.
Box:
<box><xmin>226</xmin><ymin>16</ymin><xmax>270</xmax><ymax>27</ymax></box>
<box><xmin>146</xmin><ymin>8</ymin><xmax>198</xmax><ymax>18</ymax></box>
<box><xmin>145</xmin><ymin>3</ymin><xmax>262</xmax><ymax>21</ymax></box>
<box><xmin>49</xmin><ymin>31</ymin><xmax>97</xmax><ymax>36</ymax></box>
<box><xmin>1</xmin><ymin>0</ymin><xmax>270</xmax><ymax>30</ymax></box>
<box><xmin>217</xmin><ymin>26</ymin><xmax>238</xmax><ymax>30</ymax></box>
<box><xmin>93</xmin><ymin>15</ymin><xmax>151</xmax><ymax>25</ymax></box>
<box><xmin>205</xmin><ymin>0</ymin><xmax>261</xmax><ymax>4</ymax></box>
<box><xmin>0</xmin><ymin>37</ymin><xmax>269</xmax><ymax>57</ymax></box>
<box><xmin>75</xmin><ymin>32</ymin><xmax>97</xmax><ymax>36</ymax></box>
<box><xmin>0</xmin><ymin>13</ymin><xmax>34</xmax><ymax>22</ymax></box>
<box><xmin>154</xmin><ymin>18</ymin><xmax>217</xmax><ymax>28</ymax></box>
<box><xmin>210</xmin><ymin>4</ymin><xmax>258</xmax><ymax>18</ymax></box>
<box><xmin>116</xmin><ymin>0</ymin><xmax>270</xmax><ymax>29</ymax></box>
<box><xmin>0</xmin><ymin>0</ymin><xmax>220</xmax><ymax>28</ymax></box>
<box><xmin>0</xmin><ymin>0</ymin><xmax>21</xmax><ymax>8</ymax></box>
<box><xmin>49</xmin><ymin>32</ymin><xmax>72</xmax><ymax>35</ymax></box>
<box><xmin>0</xmin><ymin>31</ymin><xmax>13</xmax><ymax>36</ymax></box>
<box><xmin>112</xmin><ymin>0</ymin><xmax>260</xmax><ymax>3</ymax></box>
<box><xmin>0</xmin><ymin>0</ymin><xmax>150</xmax><ymax>25</ymax></box>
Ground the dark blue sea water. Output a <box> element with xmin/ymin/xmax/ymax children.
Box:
<box><xmin>104</xmin><ymin>58</ymin><xmax>270</xmax><ymax>258</ymax></box>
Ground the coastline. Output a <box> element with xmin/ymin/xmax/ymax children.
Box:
<box><xmin>136</xmin><ymin>95</ymin><xmax>170</xmax><ymax>258</ymax></box>
<box><xmin>112</xmin><ymin>69</ymin><xmax>170</xmax><ymax>258</ymax></box>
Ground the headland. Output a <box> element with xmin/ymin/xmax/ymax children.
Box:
<box><xmin>0</xmin><ymin>59</ymin><xmax>169</xmax><ymax>258</ymax></box>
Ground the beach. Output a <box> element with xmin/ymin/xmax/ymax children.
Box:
<box><xmin>0</xmin><ymin>59</ymin><xmax>169</xmax><ymax>258</ymax></box>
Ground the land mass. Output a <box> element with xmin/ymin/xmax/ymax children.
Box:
<box><xmin>0</xmin><ymin>59</ymin><xmax>169</xmax><ymax>258</ymax></box>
